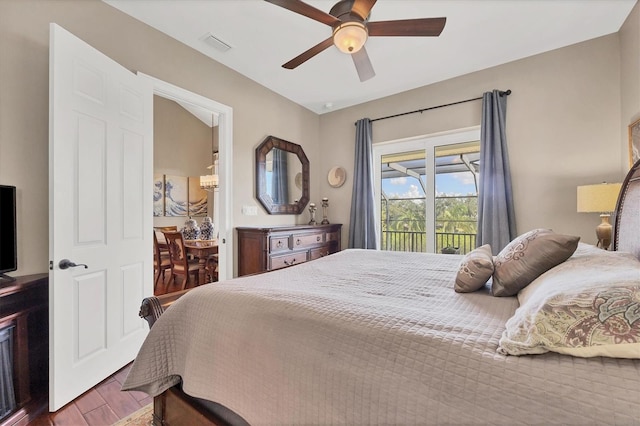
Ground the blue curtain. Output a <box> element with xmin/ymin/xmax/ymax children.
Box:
<box><xmin>349</xmin><ymin>118</ymin><xmax>379</xmax><ymax>249</ymax></box>
<box><xmin>477</xmin><ymin>90</ymin><xmax>516</xmax><ymax>253</ymax></box>
<box><xmin>271</xmin><ymin>148</ymin><xmax>289</xmax><ymax>204</ymax></box>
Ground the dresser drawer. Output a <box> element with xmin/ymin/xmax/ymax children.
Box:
<box><xmin>269</xmin><ymin>251</ymin><xmax>308</xmax><ymax>270</ymax></box>
<box><xmin>326</xmin><ymin>231</ymin><xmax>340</xmax><ymax>243</ymax></box>
<box><xmin>292</xmin><ymin>232</ymin><xmax>324</xmax><ymax>249</ymax></box>
<box><xmin>270</xmin><ymin>236</ymin><xmax>291</xmax><ymax>252</ymax></box>
<box><xmin>237</xmin><ymin>224</ymin><xmax>342</xmax><ymax>276</ymax></box>
<box><xmin>309</xmin><ymin>247</ymin><xmax>331</xmax><ymax>260</ymax></box>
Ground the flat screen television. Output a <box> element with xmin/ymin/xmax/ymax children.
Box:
<box><xmin>0</xmin><ymin>185</ymin><xmax>17</xmax><ymax>282</ymax></box>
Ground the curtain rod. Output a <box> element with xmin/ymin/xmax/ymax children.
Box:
<box><xmin>355</xmin><ymin>89</ymin><xmax>511</xmax><ymax>125</ymax></box>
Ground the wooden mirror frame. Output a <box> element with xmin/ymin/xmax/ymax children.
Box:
<box><xmin>255</xmin><ymin>135</ymin><xmax>309</xmax><ymax>214</ymax></box>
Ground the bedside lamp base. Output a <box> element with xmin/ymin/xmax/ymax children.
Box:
<box><xmin>595</xmin><ymin>214</ymin><xmax>612</xmax><ymax>250</ymax></box>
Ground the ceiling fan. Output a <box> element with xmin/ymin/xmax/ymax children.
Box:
<box><xmin>264</xmin><ymin>0</ymin><xmax>446</xmax><ymax>82</ymax></box>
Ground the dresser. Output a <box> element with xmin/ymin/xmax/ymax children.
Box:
<box><xmin>237</xmin><ymin>224</ymin><xmax>342</xmax><ymax>276</ymax></box>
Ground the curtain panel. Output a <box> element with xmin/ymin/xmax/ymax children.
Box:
<box><xmin>349</xmin><ymin>118</ymin><xmax>379</xmax><ymax>249</ymax></box>
<box><xmin>477</xmin><ymin>90</ymin><xmax>516</xmax><ymax>253</ymax></box>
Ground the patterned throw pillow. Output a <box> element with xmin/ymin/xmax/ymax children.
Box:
<box><xmin>492</xmin><ymin>229</ymin><xmax>579</xmax><ymax>297</ymax></box>
<box><xmin>454</xmin><ymin>244</ymin><xmax>494</xmax><ymax>293</ymax></box>
<box><xmin>498</xmin><ymin>245</ymin><xmax>640</xmax><ymax>358</ymax></box>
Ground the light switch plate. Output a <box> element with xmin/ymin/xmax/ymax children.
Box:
<box><xmin>242</xmin><ymin>205</ymin><xmax>258</xmax><ymax>216</ymax></box>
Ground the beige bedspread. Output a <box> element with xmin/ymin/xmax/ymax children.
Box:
<box><xmin>123</xmin><ymin>249</ymin><xmax>640</xmax><ymax>425</ymax></box>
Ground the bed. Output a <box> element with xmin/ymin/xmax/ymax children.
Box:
<box><xmin>123</xmin><ymin>160</ymin><xmax>640</xmax><ymax>425</ymax></box>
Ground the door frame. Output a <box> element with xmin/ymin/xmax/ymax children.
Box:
<box><xmin>373</xmin><ymin>126</ymin><xmax>480</xmax><ymax>252</ymax></box>
<box><xmin>138</xmin><ymin>73</ymin><xmax>233</xmax><ymax>281</ymax></box>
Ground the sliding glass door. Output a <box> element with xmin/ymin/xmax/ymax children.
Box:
<box><xmin>374</xmin><ymin>128</ymin><xmax>481</xmax><ymax>254</ymax></box>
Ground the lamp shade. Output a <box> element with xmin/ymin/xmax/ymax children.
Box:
<box><xmin>576</xmin><ymin>183</ymin><xmax>622</xmax><ymax>213</ymax></box>
<box><xmin>333</xmin><ymin>22</ymin><xmax>368</xmax><ymax>54</ymax></box>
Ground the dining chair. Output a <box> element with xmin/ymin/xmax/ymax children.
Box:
<box><xmin>205</xmin><ymin>254</ymin><xmax>219</xmax><ymax>282</ymax></box>
<box><xmin>163</xmin><ymin>231</ymin><xmax>201</xmax><ymax>290</ymax></box>
<box><xmin>153</xmin><ymin>231</ymin><xmax>173</xmax><ymax>294</ymax></box>
<box><xmin>154</xmin><ymin>226</ymin><xmax>177</xmax><ymax>252</ymax></box>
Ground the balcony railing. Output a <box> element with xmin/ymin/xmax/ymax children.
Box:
<box><xmin>381</xmin><ymin>230</ymin><xmax>476</xmax><ymax>254</ymax></box>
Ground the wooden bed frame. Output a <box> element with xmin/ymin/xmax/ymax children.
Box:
<box><xmin>139</xmin><ymin>291</ymin><xmax>232</xmax><ymax>425</ymax></box>
<box><xmin>140</xmin><ymin>159</ymin><xmax>640</xmax><ymax>426</ymax></box>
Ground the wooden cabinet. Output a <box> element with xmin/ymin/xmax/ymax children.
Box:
<box><xmin>237</xmin><ymin>224</ymin><xmax>342</xmax><ymax>276</ymax></box>
<box><xmin>0</xmin><ymin>274</ymin><xmax>48</xmax><ymax>426</ymax></box>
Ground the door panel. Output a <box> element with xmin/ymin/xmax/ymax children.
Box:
<box><xmin>122</xmin><ymin>131</ymin><xmax>145</xmax><ymax>239</ymax></box>
<box><xmin>49</xmin><ymin>23</ymin><xmax>153</xmax><ymax>411</ymax></box>
<box><xmin>75</xmin><ymin>272</ymin><xmax>107</xmax><ymax>360</ymax></box>
<box><xmin>76</xmin><ymin>114</ymin><xmax>106</xmax><ymax>244</ymax></box>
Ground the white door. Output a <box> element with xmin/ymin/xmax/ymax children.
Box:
<box><xmin>49</xmin><ymin>24</ymin><xmax>153</xmax><ymax>411</ymax></box>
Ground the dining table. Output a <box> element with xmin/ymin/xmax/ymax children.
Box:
<box><xmin>183</xmin><ymin>239</ymin><xmax>218</xmax><ymax>284</ymax></box>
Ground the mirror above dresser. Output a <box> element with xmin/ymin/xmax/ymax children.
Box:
<box><xmin>255</xmin><ymin>135</ymin><xmax>309</xmax><ymax>214</ymax></box>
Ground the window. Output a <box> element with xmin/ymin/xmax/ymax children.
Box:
<box><xmin>374</xmin><ymin>128</ymin><xmax>480</xmax><ymax>254</ymax></box>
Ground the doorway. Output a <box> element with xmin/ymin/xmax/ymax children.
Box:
<box><xmin>140</xmin><ymin>74</ymin><xmax>233</xmax><ymax>283</ymax></box>
<box><xmin>48</xmin><ymin>23</ymin><xmax>234</xmax><ymax>409</ymax></box>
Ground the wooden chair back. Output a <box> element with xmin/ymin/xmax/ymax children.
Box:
<box><xmin>154</xmin><ymin>226</ymin><xmax>178</xmax><ymax>247</ymax></box>
<box><xmin>163</xmin><ymin>231</ymin><xmax>200</xmax><ymax>289</ymax></box>
<box><xmin>153</xmin><ymin>231</ymin><xmax>172</xmax><ymax>293</ymax></box>
<box><xmin>155</xmin><ymin>226</ymin><xmax>178</xmax><ymax>232</ymax></box>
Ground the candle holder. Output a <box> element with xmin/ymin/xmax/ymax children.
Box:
<box><xmin>321</xmin><ymin>198</ymin><xmax>330</xmax><ymax>224</ymax></box>
<box><xmin>308</xmin><ymin>203</ymin><xmax>317</xmax><ymax>225</ymax></box>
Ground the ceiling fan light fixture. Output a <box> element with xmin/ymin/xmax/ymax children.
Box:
<box><xmin>332</xmin><ymin>21</ymin><xmax>367</xmax><ymax>54</ymax></box>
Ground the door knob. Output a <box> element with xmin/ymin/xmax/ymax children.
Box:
<box><xmin>58</xmin><ymin>259</ymin><xmax>88</xmax><ymax>270</ymax></box>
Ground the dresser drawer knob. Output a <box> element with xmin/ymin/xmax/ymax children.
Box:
<box><xmin>316</xmin><ymin>236</ymin><xmax>321</xmax><ymax>242</ymax></box>
<box><xmin>284</xmin><ymin>258</ymin><xmax>296</xmax><ymax>266</ymax></box>
<box><xmin>276</xmin><ymin>240</ymin><xmax>283</xmax><ymax>248</ymax></box>
<box><xmin>296</xmin><ymin>239</ymin><xmax>301</xmax><ymax>245</ymax></box>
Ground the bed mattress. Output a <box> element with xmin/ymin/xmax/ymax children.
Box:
<box><xmin>123</xmin><ymin>249</ymin><xmax>640</xmax><ymax>425</ymax></box>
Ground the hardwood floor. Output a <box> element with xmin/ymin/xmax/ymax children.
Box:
<box><xmin>26</xmin><ymin>363</ymin><xmax>151</xmax><ymax>426</ymax></box>
<box><xmin>14</xmin><ymin>273</ymin><xmax>177</xmax><ymax>426</ymax></box>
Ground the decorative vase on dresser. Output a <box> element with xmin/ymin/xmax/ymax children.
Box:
<box><xmin>236</xmin><ymin>224</ymin><xmax>342</xmax><ymax>276</ymax></box>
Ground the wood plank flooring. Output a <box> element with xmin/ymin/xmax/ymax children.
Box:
<box><xmin>25</xmin><ymin>363</ymin><xmax>150</xmax><ymax>426</ymax></box>
<box><xmin>17</xmin><ymin>272</ymin><xmax>176</xmax><ymax>426</ymax></box>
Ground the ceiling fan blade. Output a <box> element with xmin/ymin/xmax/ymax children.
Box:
<box><xmin>368</xmin><ymin>17</ymin><xmax>446</xmax><ymax>37</ymax></box>
<box><xmin>352</xmin><ymin>46</ymin><xmax>375</xmax><ymax>82</ymax></box>
<box><xmin>282</xmin><ymin>37</ymin><xmax>334</xmax><ymax>69</ymax></box>
<box><xmin>264</xmin><ymin>0</ymin><xmax>341</xmax><ymax>27</ymax></box>
<box><xmin>351</xmin><ymin>0</ymin><xmax>377</xmax><ymax>20</ymax></box>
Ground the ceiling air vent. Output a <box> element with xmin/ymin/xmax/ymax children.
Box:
<box><xmin>201</xmin><ymin>33</ymin><xmax>232</xmax><ymax>52</ymax></box>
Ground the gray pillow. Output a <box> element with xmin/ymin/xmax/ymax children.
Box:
<box><xmin>455</xmin><ymin>244</ymin><xmax>494</xmax><ymax>293</ymax></box>
<box><xmin>492</xmin><ymin>229</ymin><xmax>580</xmax><ymax>297</ymax></box>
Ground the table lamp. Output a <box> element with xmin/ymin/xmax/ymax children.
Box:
<box><xmin>577</xmin><ymin>182</ymin><xmax>622</xmax><ymax>249</ymax></box>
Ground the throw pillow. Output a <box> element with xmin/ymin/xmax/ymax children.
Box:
<box><xmin>491</xmin><ymin>229</ymin><xmax>579</xmax><ymax>297</ymax></box>
<box><xmin>454</xmin><ymin>244</ymin><xmax>494</xmax><ymax>293</ymax></box>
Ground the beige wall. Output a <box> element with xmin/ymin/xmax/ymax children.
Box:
<box><xmin>621</xmin><ymin>1</ymin><xmax>640</xmax><ymax>170</ymax></box>
<box><xmin>152</xmin><ymin>96</ymin><xmax>213</xmax><ymax>229</ymax></box>
<box><xmin>0</xmin><ymin>0</ymin><xmax>319</xmax><ymax>276</ymax></box>
<box><xmin>319</xmin><ymin>33</ymin><xmax>627</xmax><ymax>248</ymax></box>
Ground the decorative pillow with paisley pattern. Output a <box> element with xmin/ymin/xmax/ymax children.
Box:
<box><xmin>492</xmin><ymin>229</ymin><xmax>580</xmax><ymax>297</ymax></box>
<box><xmin>454</xmin><ymin>244</ymin><xmax>494</xmax><ymax>293</ymax></box>
<box><xmin>499</xmin><ymin>243</ymin><xmax>640</xmax><ymax>358</ymax></box>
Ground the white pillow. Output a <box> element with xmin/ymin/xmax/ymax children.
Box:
<box><xmin>498</xmin><ymin>244</ymin><xmax>640</xmax><ymax>358</ymax></box>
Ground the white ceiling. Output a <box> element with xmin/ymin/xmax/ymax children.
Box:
<box><xmin>104</xmin><ymin>0</ymin><xmax>637</xmax><ymax>114</ymax></box>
